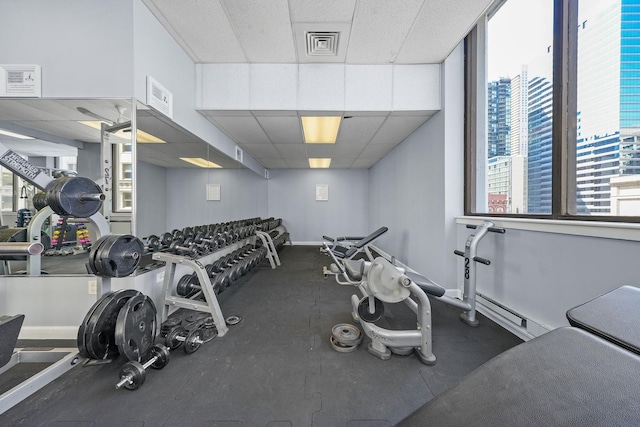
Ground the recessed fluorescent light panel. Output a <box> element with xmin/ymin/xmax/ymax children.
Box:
<box><xmin>78</xmin><ymin>121</ymin><xmax>166</xmax><ymax>143</ymax></box>
<box><xmin>180</xmin><ymin>157</ymin><xmax>222</xmax><ymax>168</ymax></box>
<box><xmin>309</xmin><ymin>158</ymin><xmax>331</xmax><ymax>168</ymax></box>
<box><xmin>0</xmin><ymin>129</ymin><xmax>34</xmax><ymax>139</ymax></box>
<box><xmin>301</xmin><ymin>116</ymin><xmax>341</xmax><ymax>144</ymax></box>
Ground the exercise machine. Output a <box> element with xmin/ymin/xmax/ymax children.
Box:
<box><xmin>323</xmin><ymin>244</ymin><xmax>444</xmax><ymax>365</ymax></box>
<box><xmin>321</xmin><ymin>226</ymin><xmax>388</xmax><ymax>272</ymax></box>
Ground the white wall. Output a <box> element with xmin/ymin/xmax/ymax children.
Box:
<box><xmin>166</xmin><ymin>168</ymin><xmax>268</xmax><ymax>231</ymax></box>
<box><xmin>368</xmin><ymin>45</ymin><xmax>464</xmax><ymax>288</ymax></box>
<box><xmin>267</xmin><ymin>169</ymin><xmax>370</xmax><ymax>243</ymax></box>
<box><xmin>0</xmin><ymin>0</ymin><xmax>134</xmax><ymax>97</ymax></box>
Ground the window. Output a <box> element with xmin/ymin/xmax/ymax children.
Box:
<box><xmin>0</xmin><ymin>166</ymin><xmax>13</xmax><ymax>212</ymax></box>
<box><xmin>467</xmin><ymin>0</ymin><xmax>640</xmax><ymax>220</ymax></box>
<box><xmin>114</xmin><ymin>143</ymin><xmax>132</xmax><ymax>212</ymax></box>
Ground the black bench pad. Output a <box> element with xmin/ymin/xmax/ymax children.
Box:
<box><xmin>399</xmin><ymin>327</ymin><xmax>640</xmax><ymax>427</ymax></box>
<box><xmin>567</xmin><ymin>285</ymin><xmax>640</xmax><ymax>354</ymax></box>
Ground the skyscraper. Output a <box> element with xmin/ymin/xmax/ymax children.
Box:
<box><xmin>487</xmin><ymin>78</ymin><xmax>511</xmax><ymax>158</ymax></box>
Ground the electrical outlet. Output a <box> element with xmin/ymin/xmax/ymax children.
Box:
<box><xmin>88</xmin><ymin>280</ymin><xmax>97</xmax><ymax>295</ymax></box>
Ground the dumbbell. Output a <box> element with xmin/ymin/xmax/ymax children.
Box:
<box><xmin>193</xmin><ymin>231</ymin><xmax>218</xmax><ymax>252</ymax></box>
<box><xmin>115</xmin><ymin>344</ymin><xmax>170</xmax><ymax>391</ymax></box>
<box><xmin>159</xmin><ymin>232</ymin><xmax>173</xmax><ymax>248</ymax></box>
<box><xmin>143</xmin><ymin>235</ymin><xmax>161</xmax><ymax>253</ymax></box>
<box><xmin>169</xmin><ymin>238</ymin><xmax>199</xmax><ymax>257</ymax></box>
<box><xmin>171</xmin><ymin>229</ymin><xmax>184</xmax><ymax>242</ymax></box>
<box><xmin>165</xmin><ymin>325</ymin><xmax>206</xmax><ymax>353</ymax></box>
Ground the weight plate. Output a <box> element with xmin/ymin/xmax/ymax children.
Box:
<box><xmin>160</xmin><ymin>232</ymin><xmax>173</xmax><ymax>247</ymax></box>
<box><xmin>118</xmin><ymin>361</ymin><xmax>146</xmax><ymax>391</ymax></box>
<box><xmin>147</xmin><ymin>344</ymin><xmax>170</xmax><ymax>369</ymax></box>
<box><xmin>84</xmin><ymin>289</ymin><xmax>142</xmax><ymax>360</ymax></box>
<box><xmin>331</xmin><ymin>323</ymin><xmax>363</xmax><ymax>347</ymax></box>
<box><xmin>357</xmin><ymin>296</ymin><xmax>385</xmax><ymax>323</ymax></box>
<box><xmin>87</xmin><ymin>235</ymin><xmax>110</xmax><ymax>276</ymax></box>
<box><xmin>225</xmin><ymin>315</ymin><xmax>242</xmax><ymax>326</ymax></box>
<box><xmin>45</xmin><ymin>176</ymin><xmax>104</xmax><ymax>218</ymax></box>
<box><xmin>176</xmin><ymin>273</ymin><xmax>196</xmax><ymax>297</ymax></box>
<box><xmin>96</xmin><ymin>235</ymin><xmax>144</xmax><ymax>278</ymax></box>
<box><xmin>184</xmin><ymin>329</ymin><xmax>204</xmax><ymax>354</ymax></box>
<box><xmin>146</xmin><ymin>235</ymin><xmax>160</xmax><ymax>252</ymax></box>
<box><xmin>329</xmin><ymin>335</ymin><xmax>359</xmax><ymax>353</ymax></box>
<box><xmin>165</xmin><ymin>325</ymin><xmax>186</xmax><ymax>350</ymax></box>
<box><xmin>115</xmin><ymin>294</ymin><xmax>157</xmax><ymax>362</ymax></box>
<box><xmin>77</xmin><ymin>291</ymin><xmax>114</xmax><ymax>358</ymax></box>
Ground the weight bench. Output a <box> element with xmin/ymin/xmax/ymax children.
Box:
<box><xmin>566</xmin><ymin>285</ymin><xmax>640</xmax><ymax>354</ymax></box>
<box><xmin>398</xmin><ymin>326</ymin><xmax>640</xmax><ymax>426</ymax></box>
<box><xmin>322</xmin><ymin>226</ymin><xmax>388</xmax><ymax>261</ymax></box>
<box><xmin>399</xmin><ymin>285</ymin><xmax>640</xmax><ymax>426</ymax></box>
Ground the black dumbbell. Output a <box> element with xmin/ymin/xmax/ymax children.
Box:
<box><xmin>165</xmin><ymin>326</ymin><xmax>206</xmax><ymax>354</ymax></box>
<box><xmin>169</xmin><ymin>238</ymin><xmax>199</xmax><ymax>258</ymax></box>
<box><xmin>143</xmin><ymin>235</ymin><xmax>161</xmax><ymax>253</ymax></box>
<box><xmin>159</xmin><ymin>232</ymin><xmax>173</xmax><ymax>248</ymax></box>
<box><xmin>115</xmin><ymin>344</ymin><xmax>170</xmax><ymax>391</ymax></box>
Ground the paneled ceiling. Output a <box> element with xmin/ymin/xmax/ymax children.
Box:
<box><xmin>143</xmin><ymin>0</ymin><xmax>494</xmax><ymax>169</ymax></box>
<box><xmin>0</xmin><ymin>1</ymin><xmax>493</xmax><ymax>171</ymax></box>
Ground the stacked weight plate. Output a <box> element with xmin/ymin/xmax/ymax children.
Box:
<box><xmin>329</xmin><ymin>323</ymin><xmax>363</xmax><ymax>353</ymax></box>
<box><xmin>78</xmin><ymin>289</ymin><xmax>157</xmax><ymax>362</ymax></box>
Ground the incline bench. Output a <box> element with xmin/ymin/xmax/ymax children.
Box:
<box><xmin>399</xmin><ymin>285</ymin><xmax>640</xmax><ymax>426</ymax></box>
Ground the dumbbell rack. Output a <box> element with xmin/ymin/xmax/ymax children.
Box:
<box><xmin>255</xmin><ymin>230</ymin><xmax>281</xmax><ymax>269</ymax></box>
<box><xmin>152</xmin><ymin>252</ymin><xmax>229</xmax><ymax>338</ymax></box>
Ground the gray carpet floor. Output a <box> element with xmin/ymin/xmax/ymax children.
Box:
<box><xmin>0</xmin><ymin>245</ymin><xmax>522</xmax><ymax>426</ymax></box>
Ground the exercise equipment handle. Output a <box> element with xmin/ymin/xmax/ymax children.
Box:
<box><xmin>454</xmin><ymin>250</ymin><xmax>465</xmax><ymax>257</ymax></box>
<box><xmin>466</xmin><ymin>224</ymin><xmax>506</xmax><ymax>234</ymax></box>
<box><xmin>473</xmin><ymin>256</ymin><xmax>491</xmax><ymax>266</ymax></box>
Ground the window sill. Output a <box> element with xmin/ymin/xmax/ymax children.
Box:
<box><xmin>456</xmin><ymin>216</ymin><xmax>640</xmax><ymax>242</ymax></box>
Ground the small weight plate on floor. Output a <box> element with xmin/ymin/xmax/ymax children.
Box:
<box><xmin>225</xmin><ymin>315</ymin><xmax>242</xmax><ymax>326</ymax></box>
<box><xmin>329</xmin><ymin>335</ymin><xmax>358</xmax><ymax>353</ymax></box>
<box><xmin>331</xmin><ymin>323</ymin><xmax>363</xmax><ymax>347</ymax></box>
<box><xmin>84</xmin><ymin>289</ymin><xmax>142</xmax><ymax>360</ymax></box>
<box><xmin>114</xmin><ymin>294</ymin><xmax>157</xmax><ymax>362</ymax></box>
<box><xmin>357</xmin><ymin>296</ymin><xmax>385</xmax><ymax>323</ymax></box>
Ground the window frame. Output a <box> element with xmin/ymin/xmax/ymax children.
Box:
<box><xmin>465</xmin><ymin>0</ymin><xmax>640</xmax><ymax>223</ymax></box>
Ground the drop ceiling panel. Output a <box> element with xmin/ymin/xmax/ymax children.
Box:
<box><xmin>289</xmin><ymin>0</ymin><xmax>356</xmax><ymax>22</ymax></box>
<box><xmin>284</xmin><ymin>158</ymin><xmax>310</xmax><ymax>168</ymax></box>
<box><xmin>332</xmin><ymin>143</ymin><xmax>367</xmax><ymax>157</ymax></box>
<box><xmin>330</xmin><ymin>157</ymin><xmax>356</xmax><ymax>168</ymax></box>
<box><xmin>346</xmin><ymin>0</ymin><xmax>425</xmax><ymax>64</ymax></box>
<box><xmin>337</xmin><ymin>116</ymin><xmax>387</xmax><ymax>144</ymax></box>
<box><xmin>369</xmin><ymin>115</ymin><xmax>430</xmax><ymax>144</ymax></box>
<box><xmin>396</xmin><ymin>0</ymin><xmax>493</xmax><ymax>63</ymax></box>
<box><xmin>360</xmin><ymin>143</ymin><xmax>398</xmax><ymax>159</ymax></box>
<box><xmin>209</xmin><ymin>116</ymin><xmax>270</xmax><ymax>144</ymax></box>
<box><xmin>221</xmin><ymin>0</ymin><xmax>296</xmax><ymax>63</ymax></box>
<box><xmin>351</xmin><ymin>158</ymin><xmax>378</xmax><ymax>168</ymax></box>
<box><xmin>305</xmin><ymin>144</ymin><xmax>335</xmax><ymax>158</ymax></box>
<box><xmin>255</xmin><ymin>116</ymin><xmax>303</xmax><ymax>144</ymax></box>
<box><xmin>143</xmin><ymin>0</ymin><xmax>246</xmax><ymax>63</ymax></box>
<box><xmin>274</xmin><ymin>143</ymin><xmax>307</xmax><ymax>159</ymax></box>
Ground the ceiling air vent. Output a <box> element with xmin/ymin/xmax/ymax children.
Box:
<box><xmin>306</xmin><ymin>32</ymin><xmax>340</xmax><ymax>56</ymax></box>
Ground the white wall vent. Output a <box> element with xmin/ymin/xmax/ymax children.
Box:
<box><xmin>293</xmin><ymin>23</ymin><xmax>351</xmax><ymax>63</ymax></box>
<box><xmin>235</xmin><ymin>146</ymin><xmax>243</xmax><ymax>163</ymax></box>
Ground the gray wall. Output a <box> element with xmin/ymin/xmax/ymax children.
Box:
<box><xmin>267</xmin><ymin>169</ymin><xmax>370</xmax><ymax>243</ymax></box>
<box><xmin>166</xmin><ymin>168</ymin><xmax>268</xmax><ymax>231</ymax></box>
<box><xmin>77</xmin><ymin>143</ymin><xmax>102</xmax><ymax>182</ymax></box>
<box><xmin>0</xmin><ymin>0</ymin><xmax>133</xmax><ymax>97</ymax></box>
<box><xmin>136</xmin><ymin>161</ymin><xmax>168</xmax><ymax>237</ymax></box>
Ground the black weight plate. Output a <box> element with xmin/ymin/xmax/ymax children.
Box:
<box><xmin>87</xmin><ymin>235</ymin><xmax>110</xmax><ymax>276</ymax></box>
<box><xmin>146</xmin><ymin>235</ymin><xmax>160</xmax><ymax>252</ymax></box>
<box><xmin>193</xmin><ymin>231</ymin><xmax>205</xmax><ymax>244</ymax></box>
<box><xmin>176</xmin><ymin>273</ymin><xmax>195</xmax><ymax>296</ymax></box>
<box><xmin>184</xmin><ymin>329</ymin><xmax>204</xmax><ymax>354</ymax></box>
<box><xmin>96</xmin><ymin>235</ymin><xmax>144</xmax><ymax>277</ymax></box>
<box><xmin>165</xmin><ymin>325</ymin><xmax>186</xmax><ymax>349</ymax></box>
<box><xmin>147</xmin><ymin>344</ymin><xmax>170</xmax><ymax>369</ymax></box>
<box><xmin>77</xmin><ymin>291</ymin><xmax>114</xmax><ymax>358</ymax></box>
<box><xmin>45</xmin><ymin>176</ymin><xmax>103</xmax><ymax>218</ymax></box>
<box><xmin>84</xmin><ymin>289</ymin><xmax>142</xmax><ymax>360</ymax></box>
<box><xmin>160</xmin><ymin>232</ymin><xmax>173</xmax><ymax>247</ymax></box>
<box><xmin>119</xmin><ymin>361</ymin><xmax>146</xmax><ymax>391</ymax></box>
<box><xmin>357</xmin><ymin>296</ymin><xmax>385</xmax><ymax>323</ymax></box>
<box><xmin>115</xmin><ymin>294</ymin><xmax>157</xmax><ymax>362</ymax></box>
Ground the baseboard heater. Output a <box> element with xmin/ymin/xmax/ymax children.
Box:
<box><xmin>476</xmin><ymin>292</ymin><xmax>527</xmax><ymax>329</ymax></box>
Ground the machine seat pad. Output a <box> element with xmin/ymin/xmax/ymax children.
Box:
<box><xmin>406</xmin><ymin>272</ymin><xmax>445</xmax><ymax>297</ymax></box>
<box><xmin>331</xmin><ymin>245</ymin><xmax>348</xmax><ymax>258</ymax></box>
<box><xmin>343</xmin><ymin>259</ymin><xmax>365</xmax><ymax>281</ymax></box>
<box><xmin>399</xmin><ymin>327</ymin><xmax>640</xmax><ymax>427</ymax></box>
<box><xmin>567</xmin><ymin>285</ymin><xmax>640</xmax><ymax>354</ymax></box>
